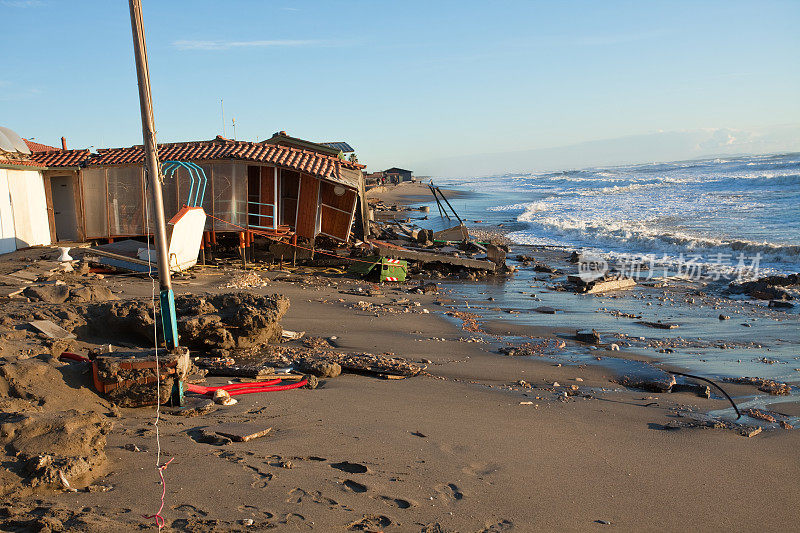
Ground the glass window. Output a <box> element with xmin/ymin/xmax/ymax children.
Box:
<box><xmin>107</xmin><ymin>166</ymin><xmax>144</xmax><ymax>236</ymax></box>
<box><xmin>81</xmin><ymin>168</ymin><xmax>108</xmax><ymax>238</ymax></box>
<box><xmin>212</xmin><ymin>162</ymin><xmax>246</xmax><ymax>231</ymax></box>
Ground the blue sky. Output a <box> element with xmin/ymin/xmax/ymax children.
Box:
<box><xmin>1</xmin><ymin>0</ymin><xmax>798</xmax><ymax>175</ymax></box>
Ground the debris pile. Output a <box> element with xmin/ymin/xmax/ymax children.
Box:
<box><xmin>222</xmin><ymin>271</ymin><xmax>269</xmax><ymax>290</ymax></box>
<box><xmin>499</xmin><ymin>339</ymin><xmax>564</xmax><ymax>357</ymax></box>
<box><xmin>92</xmin><ymin>347</ymin><xmax>190</xmax><ymax>407</ymax></box>
<box><xmin>723</xmin><ymin>376</ymin><xmax>792</xmax><ymax>395</ymax></box>
<box><xmin>267</xmin><ymin>337</ymin><xmax>425</xmax><ymax>378</ymax></box>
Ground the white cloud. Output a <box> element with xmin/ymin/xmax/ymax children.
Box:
<box><xmin>173</xmin><ymin>39</ymin><xmax>326</xmax><ymax>51</ymax></box>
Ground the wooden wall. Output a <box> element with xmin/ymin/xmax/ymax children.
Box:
<box><xmin>318</xmin><ymin>181</ymin><xmax>357</xmax><ymax>241</ymax></box>
<box><xmin>295</xmin><ymin>173</ymin><xmax>319</xmax><ymax>239</ymax></box>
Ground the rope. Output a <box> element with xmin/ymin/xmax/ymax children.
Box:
<box><xmin>144</xmin><ymin>180</ymin><xmax>172</xmax><ymax>530</ymax></box>
<box><xmin>142</xmin><ymin>457</ymin><xmax>174</xmax><ymax>529</ymax></box>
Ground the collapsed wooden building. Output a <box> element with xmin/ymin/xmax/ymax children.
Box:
<box><xmin>20</xmin><ymin>135</ymin><xmax>368</xmax><ymax>249</ymax></box>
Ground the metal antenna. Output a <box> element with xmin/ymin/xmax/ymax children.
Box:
<box><xmin>221</xmin><ymin>99</ymin><xmax>225</xmax><ymax>137</ymax></box>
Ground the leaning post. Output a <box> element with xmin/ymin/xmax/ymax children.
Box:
<box><xmin>128</xmin><ymin>0</ymin><xmax>181</xmax><ymax>403</ymax></box>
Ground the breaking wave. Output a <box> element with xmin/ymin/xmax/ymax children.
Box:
<box><xmin>457</xmin><ymin>153</ymin><xmax>800</xmax><ymax>274</ymax></box>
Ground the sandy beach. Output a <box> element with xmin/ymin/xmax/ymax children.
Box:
<box><xmin>0</xmin><ymin>184</ymin><xmax>798</xmax><ymax>533</ymax></box>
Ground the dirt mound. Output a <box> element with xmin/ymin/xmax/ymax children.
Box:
<box><xmin>0</xmin><ymin>358</ymin><xmax>114</xmax><ymax>497</ymax></box>
<box><xmin>23</xmin><ymin>283</ymin><xmax>116</xmax><ymax>304</ymax></box>
<box><xmin>0</xmin><ymin>410</ymin><xmax>112</xmax><ymax>495</ymax></box>
<box><xmin>178</xmin><ymin>293</ymin><xmax>289</xmax><ymax>349</ymax></box>
<box><xmin>0</xmin><ymin>358</ymin><xmax>110</xmax><ymax>412</ymax></box>
<box><xmin>79</xmin><ymin>292</ymin><xmax>290</xmax><ymax>350</ymax></box>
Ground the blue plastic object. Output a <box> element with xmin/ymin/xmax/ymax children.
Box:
<box><xmin>162</xmin><ymin>161</ymin><xmax>208</xmax><ymax>208</ymax></box>
<box><xmin>159</xmin><ymin>288</ymin><xmax>179</xmax><ymax>350</ymax></box>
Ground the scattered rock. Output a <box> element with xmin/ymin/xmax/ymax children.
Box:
<box><xmin>411</xmin><ymin>283</ymin><xmax>438</xmax><ymax>294</ymax></box>
<box><xmin>213</xmin><ymin>389</ymin><xmax>237</xmax><ymax>406</ymax></box>
<box><xmin>295</xmin><ymin>360</ymin><xmax>341</xmax><ymax>378</ymax></box>
<box><xmin>723</xmin><ymin>377</ymin><xmax>791</xmax><ymax>395</ymax></box>
<box><xmin>576</xmin><ymin>329</ymin><xmax>600</xmax><ymax>343</ymax></box>
<box><xmin>671</xmin><ymin>383</ymin><xmax>711</xmax><ymax>398</ymax></box>
<box><xmin>616</xmin><ymin>374</ymin><xmax>676</xmax><ymax>393</ymax></box>
<box><xmin>303</xmin><ymin>375</ymin><xmax>320</xmax><ymax>389</ymax></box>
<box><xmin>637</xmin><ymin>321</ymin><xmax>679</xmax><ymax>329</ymax></box>
<box><xmin>743</xmin><ymin>408</ymin><xmax>776</xmax><ymax>423</ymax></box>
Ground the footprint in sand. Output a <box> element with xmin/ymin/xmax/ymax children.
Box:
<box><xmin>342</xmin><ymin>479</ymin><xmax>368</xmax><ymax>493</ymax></box>
<box><xmin>237</xmin><ymin>505</ymin><xmax>274</xmax><ymax>519</ymax></box>
<box><xmin>480</xmin><ymin>519</ymin><xmax>514</xmax><ymax>532</ymax></box>
<box><xmin>347</xmin><ymin>514</ymin><xmax>392</xmax><ymax>531</ymax></box>
<box><xmin>463</xmin><ymin>462</ymin><xmax>501</xmax><ymax>478</ymax></box>
<box><xmin>279</xmin><ymin>512</ymin><xmax>306</xmax><ymax>525</ymax></box>
<box><xmin>286</xmin><ymin>488</ymin><xmax>339</xmax><ymax>508</ymax></box>
<box><xmin>171</xmin><ymin>504</ymin><xmax>208</xmax><ymax>517</ymax></box>
<box><xmin>434</xmin><ymin>483</ymin><xmax>464</xmax><ymax>502</ymax></box>
<box><xmin>246</xmin><ymin>467</ymin><xmax>273</xmax><ymax>489</ymax></box>
<box><xmin>330</xmin><ymin>461</ymin><xmax>369</xmax><ymax>474</ymax></box>
<box><xmin>375</xmin><ymin>495</ymin><xmax>413</xmax><ymax>509</ymax></box>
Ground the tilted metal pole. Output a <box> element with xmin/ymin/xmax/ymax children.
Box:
<box><xmin>435</xmin><ymin>186</ymin><xmax>463</xmax><ymax>225</ymax></box>
<box><xmin>129</xmin><ymin>0</ymin><xmax>179</xmax><ymax>353</ymax></box>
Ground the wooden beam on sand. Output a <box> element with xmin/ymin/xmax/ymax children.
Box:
<box><xmin>372</xmin><ymin>242</ymin><xmax>496</xmax><ymax>271</ymax></box>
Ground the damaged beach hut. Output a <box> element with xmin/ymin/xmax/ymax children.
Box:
<box><xmin>19</xmin><ymin>135</ymin><xmax>368</xmax><ymax>249</ymax></box>
<box><xmin>0</xmin><ymin>125</ymin><xmax>90</xmax><ymax>253</ymax></box>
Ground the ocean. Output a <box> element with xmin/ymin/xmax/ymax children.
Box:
<box><xmin>415</xmin><ymin>153</ymin><xmax>799</xmax><ymax>419</ymax></box>
<box><xmin>435</xmin><ymin>152</ymin><xmax>800</xmax><ymax>277</ymax></box>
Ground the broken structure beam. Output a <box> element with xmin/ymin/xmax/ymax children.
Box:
<box><xmin>372</xmin><ymin>242</ymin><xmax>496</xmax><ymax>271</ymax></box>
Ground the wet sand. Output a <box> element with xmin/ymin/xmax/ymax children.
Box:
<box><xmin>1</xmin><ymin>186</ymin><xmax>798</xmax><ymax>531</ymax></box>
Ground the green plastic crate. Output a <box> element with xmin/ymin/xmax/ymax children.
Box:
<box><xmin>349</xmin><ymin>255</ymin><xmax>408</xmax><ymax>282</ymax></box>
<box><xmin>378</xmin><ymin>257</ymin><xmax>407</xmax><ymax>282</ymax></box>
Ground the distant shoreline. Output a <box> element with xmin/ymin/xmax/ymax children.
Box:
<box><xmin>366</xmin><ymin>180</ymin><xmax>474</xmax><ymax>206</ymax></box>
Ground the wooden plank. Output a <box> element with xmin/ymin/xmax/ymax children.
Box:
<box><xmin>372</xmin><ymin>242</ymin><xmax>496</xmax><ymax>271</ymax></box>
<box><xmin>0</xmin><ymin>285</ymin><xmax>25</xmax><ymax>298</ymax></box>
<box><xmin>8</xmin><ymin>269</ymin><xmax>40</xmax><ymax>282</ymax></box>
<box><xmin>209</xmin><ymin>424</ymin><xmax>272</xmax><ymax>442</ymax></box>
<box><xmin>295</xmin><ymin>174</ymin><xmax>319</xmax><ymax>239</ymax></box>
<box><xmin>29</xmin><ymin>319</ymin><xmax>76</xmax><ymax>339</ymax></box>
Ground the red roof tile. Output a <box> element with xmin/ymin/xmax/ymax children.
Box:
<box><xmin>29</xmin><ymin>149</ymin><xmax>93</xmax><ymax>168</ymax></box>
<box><xmin>0</xmin><ymin>157</ymin><xmax>46</xmax><ymax>168</ymax></box>
<box><xmin>23</xmin><ymin>139</ymin><xmax>60</xmax><ymax>153</ymax></box>
<box><xmin>89</xmin><ymin>137</ymin><xmax>364</xmax><ymax>185</ymax></box>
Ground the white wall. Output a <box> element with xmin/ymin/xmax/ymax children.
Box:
<box><xmin>0</xmin><ymin>168</ymin><xmax>52</xmax><ymax>253</ymax></box>
<box><xmin>0</xmin><ymin>169</ymin><xmax>16</xmax><ymax>254</ymax></box>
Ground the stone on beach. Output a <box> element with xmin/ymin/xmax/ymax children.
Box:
<box><xmin>576</xmin><ymin>329</ymin><xmax>600</xmax><ymax>344</ymax></box>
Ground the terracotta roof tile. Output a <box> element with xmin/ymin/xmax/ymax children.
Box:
<box><xmin>86</xmin><ymin>137</ymin><xmax>365</xmax><ymax>181</ymax></box>
<box><xmin>0</xmin><ymin>157</ymin><xmax>45</xmax><ymax>168</ymax></box>
<box><xmin>29</xmin><ymin>149</ymin><xmax>93</xmax><ymax>168</ymax></box>
<box><xmin>11</xmin><ymin>137</ymin><xmax>364</xmax><ymax>185</ymax></box>
<box><xmin>23</xmin><ymin>139</ymin><xmax>60</xmax><ymax>153</ymax></box>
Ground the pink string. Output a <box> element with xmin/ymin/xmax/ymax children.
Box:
<box><xmin>143</xmin><ymin>457</ymin><xmax>174</xmax><ymax>530</ymax></box>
